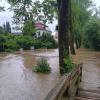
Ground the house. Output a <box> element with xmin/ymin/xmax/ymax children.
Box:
<box><xmin>35</xmin><ymin>22</ymin><xmax>52</xmax><ymax>37</ymax></box>
<box><xmin>54</xmin><ymin>31</ymin><xmax>58</xmax><ymax>42</ymax></box>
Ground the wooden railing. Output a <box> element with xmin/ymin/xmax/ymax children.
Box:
<box><xmin>45</xmin><ymin>63</ymin><xmax>83</xmax><ymax>100</ymax></box>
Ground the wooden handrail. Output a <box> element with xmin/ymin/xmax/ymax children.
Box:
<box><xmin>45</xmin><ymin>63</ymin><xmax>83</xmax><ymax>100</ymax></box>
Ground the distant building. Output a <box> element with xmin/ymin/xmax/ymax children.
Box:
<box><xmin>11</xmin><ymin>22</ymin><xmax>52</xmax><ymax>36</ymax></box>
<box><xmin>53</xmin><ymin>31</ymin><xmax>58</xmax><ymax>42</ymax></box>
<box><xmin>35</xmin><ymin>22</ymin><xmax>52</xmax><ymax>37</ymax></box>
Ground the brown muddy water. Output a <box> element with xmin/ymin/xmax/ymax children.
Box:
<box><xmin>0</xmin><ymin>48</ymin><xmax>100</xmax><ymax>100</ymax></box>
<box><xmin>0</xmin><ymin>49</ymin><xmax>60</xmax><ymax>100</ymax></box>
<box><xmin>72</xmin><ymin>48</ymin><xmax>100</xmax><ymax>91</ymax></box>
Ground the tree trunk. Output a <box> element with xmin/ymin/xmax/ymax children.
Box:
<box><xmin>75</xmin><ymin>39</ymin><xmax>79</xmax><ymax>49</ymax></box>
<box><xmin>57</xmin><ymin>0</ymin><xmax>70</xmax><ymax>74</ymax></box>
<box><xmin>69</xmin><ymin>0</ymin><xmax>76</xmax><ymax>55</ymax></box>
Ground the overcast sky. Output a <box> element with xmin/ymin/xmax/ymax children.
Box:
<box><xmin>0</xmin><ymin>0</ymin><xmax>100</xmax><ymax>32</ymax></box>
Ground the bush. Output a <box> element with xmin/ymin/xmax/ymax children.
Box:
<box><xmin>61</xmin><ymin>56</ymin><xmax>74</xmax><ymax>73</ymax></box>
<box><xmin>5</xmin><ymin>40</ymin><xmax>19</xmax><ymax>51</ymax></box>
<box><xmin>40</xmin><ymin>33</ymin><xmax>58</xmax><ymax>48</ymax></box>
<box><xmin>33</xmin><ymin>58</ymin><xmax>51</xmax><ymax>73</ymax></box>
<box><xmin>41</xmin><ymin>42</ymin><xmax>53</xmax><ymax>48</ymax></box>
<box><xmin>83</xmin><ymin>18</ymin><xmax>100</xmax><ymax>51</ymax></box>
<box><xmin>33</xmin><ymin>39</ymin><xmax>42</xmax><ymax>49</ymax></box>
<box><xmin>0</xmin><ymin>33</ymin><xmax>57</xmax><ymax>52</ymax></box>
<box><xmin>15</xmin><ymin>35</ymin><xmax>34</xmax><ymax>50</ymax></box>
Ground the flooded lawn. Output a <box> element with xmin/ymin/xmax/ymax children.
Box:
<box><xmin>0</xmin><ymin>49</ymin><xmax>60</xmax><ymax>100</ymax></box>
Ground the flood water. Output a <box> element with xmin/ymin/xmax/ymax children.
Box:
<box><xmin>0</xmin><ymin>49</ymin><xmax>60</xmax><ymax>100</ymax></box>
<box><xmin>0</xmin><ymin>48</ymin><xmax>100</xmax><ymax>100</ymax></box>
<box><xmin>72</xmin><ymin>48</ymin><xmax>100</xmax><ymax>91</ymax></box>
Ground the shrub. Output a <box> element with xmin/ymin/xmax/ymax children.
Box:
<box><xmin>5</xmin><ymin>40</ymin><xmax>19</xmax><ymax>51</ymax></box>
<box><xmin>15</xmin><ymin>35</ymin><xmax>35</xmax><ymax>50</ymax></box>
<box><xmin>41</xmin><ymin>42</ymin><xmax>53</xmax><ymax>48</ymax></box>
<box><xmin>40</xmin><ymin>33</ymin><xmax>58</xmax><ymax>48</ymax></box>
<box><xmin>33</xmin><ymin>39</ymin><xmax>42</xmax><ymax>49</ymax></box>
<box><xmin>0</xmin><ymin>33</ymin><xmax>57</xmax><ymax>52</ymax></box>
<box><xmin>61</xmin><ymin>56</ymin><xmax>74</xmax><ymax>73</ymax></box>
<box><xmin>33</xmin><ymin>58</ymin><xmax>51</xmax><ymax>73</ymax></box>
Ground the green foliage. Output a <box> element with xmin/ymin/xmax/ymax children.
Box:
<box><xmin>7</xmin><ymin>0</ymin><xmax>32</xmax><ymax>24</ymax></box>
<box><xmin>0</xmin><ymin>34</ymin><xmax>34</xmax><ymax>52</ymax></box>
<box><xmin>33</xmin><ymin>58</ymin><xmax>51</xmax><ymax>73</ymax></box>
<box><xmin>0</xmin><ymin>33</ymin><xmax>57</xmax><ymax>52</ymax></box>
<box><xmin>62</xmin><ymin>56</ymin><xmax>74</xmax><ymax>73</ymax></box>
<box><xmin>71</xmin><ymin>0</ymin><xmax>93</xmax><ymax>48</ymax></box>
<box><xmin>22</xmin><ymin>20</ymin><xmax>36</xmax><ymax>36</ymax></box>
<box><xmin>5</xmin><ymin>40</ymin><xmax>19</xmax><ymax>51</ymax></box>
<box><xmin>7</xmin><ymin>0</ymin><xmax>57</xmax><ymax>25</ymax></box>
<box><xmin>83</xmin><ymin>18</ymin><xmax>100</xmax><ymax>51</ymax></box>
<box><xmin>15</xmin><ymin>35</ymin><xmax>35</xmax><ymax>50</ymax></box>
<box><xmin>41</xmin><ymin>0</ymin><xmax>57</xmax><ymax>24</ymax></box>
<box><xmin>40</xmin><ymin>33</ymin><xmax>58</xmax><ymax>48</ymax></box>
<box><xmin>0</xmin><ymin>26</ymin><xmax>5</xmax><ymax>34</ymax></box>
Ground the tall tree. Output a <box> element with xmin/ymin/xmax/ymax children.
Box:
<box><xmin>72</xmin><ymin>0</ymin><xmax>93</xmax><ymax>49</ymax></box>
<box><xmin>22</xmin><ymin>20</ymin><xmax>36</xmax><ymax>36</ymax></box>
<box><xmin>57</xmin><ymin>0</ymin><xmax>70</xmax><ymax>74</ymax></box>
<box><xmin>3</xmin><ymin>22</ymin><xmax>11</xmax><ymax>33</ymax></box>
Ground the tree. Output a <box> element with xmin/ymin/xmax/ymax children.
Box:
<box><xmin>69</xmin><ymin>0</ymin><xmax>76</xmax><ymax>54</ymax></box>
<box><xmin>41</xmin><ymin>0</ymin><xmax>57</xmax><ymax>24</ymax></box>
<box><xmin>57</xmin><ymin>0</ymin><xmax>70</xmax><ymax>74</ymax></box>
<box><xmin>71</xmin><ymin>0</ymin><xmax>93</xmax><ymax>49</ymax></box>
<box><xmin>7</xmin><ymin>0</ymin><xmax>32</xmax><ymax>24</ymax></box>
<box><xmin>3</xmin><ymin>22</ymin><xmax>11</xmax><ymax>33</ymax></box>
<box><xmin>83</xmin><ymin>18</ymin><xmax>100</xmax><ymax>51</ymax></box>
<box><xmin>22</xmin><ymin>20</ymin><xmax>36</xmax><ymax>36</ymax></box>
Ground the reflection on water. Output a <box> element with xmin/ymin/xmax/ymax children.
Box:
<box><xmin>0</xmin><ymin>49</ymin><xmax>59</xmax><ymax>100</ymax></box>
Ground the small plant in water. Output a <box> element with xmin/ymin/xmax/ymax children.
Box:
<box><xmin>33</xmin><ymin>58</ymin><xmax>51</xmax><ymax>73</ymax></box>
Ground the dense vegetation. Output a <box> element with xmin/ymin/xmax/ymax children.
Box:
<box><xmin>83</xmin><ymin>18</ymin><xmax>100</xmax><ymax>51</ymax></box>
<box><xmin>0</xmin><ymin>34</ymin><xmax>58</xmax><ymax>52</ymax></box>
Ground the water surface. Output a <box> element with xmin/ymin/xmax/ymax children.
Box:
<box><xmin>0</xmin><ymin>49</ymin><xmax>59</xmax><ymax>100</ymax></box>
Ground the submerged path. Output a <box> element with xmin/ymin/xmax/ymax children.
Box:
<box><xmin>72</xmin><ymin>48</ymin><xmax>100</xmax><ymax>100</ymax></box>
